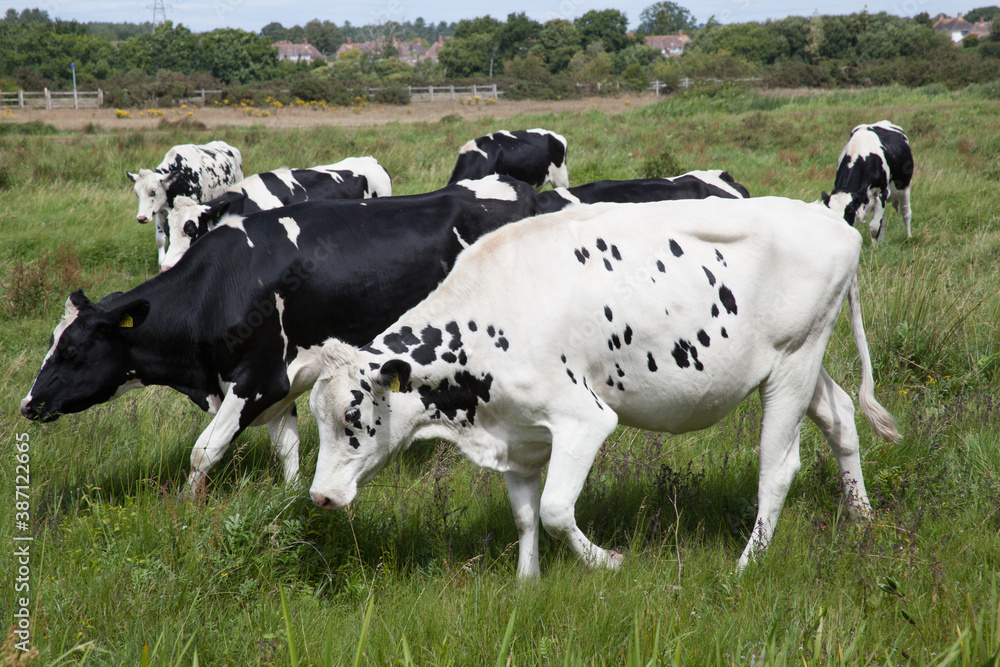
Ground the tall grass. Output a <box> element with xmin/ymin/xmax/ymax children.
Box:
<box><xmin>1</xmin><ymin>87</ymin><xmax>999</xmax><ymax>664</ymax></box>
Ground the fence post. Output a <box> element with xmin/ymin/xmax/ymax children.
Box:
<box><xmin>19</xmin><ymin>89</ymin><xmax>24</xmax><ymax>108</ymax></box>
<box><xmin>429</xmin><ymin>85</ymin><xmax>434</xmax><ymax>102</ymax></box>
<box><xmin>492</xmin><ymin>83</ymin><xmax>497</xmax><ymax>99</ymax></box>
<box><xmin>45</xmin><ymin>87</ymin><xmax>51</xmax><ymax>110</ymax></box>
<box><xmin>98</xmin><ymin>89</ymin><xmax>103</xmax><ymax>107</ymax></box>
<box><xmin>450</xmin><ymin>85</ymin><xmax>455</xmax><ymax>100</ymax></box>
<box><xmin>472</xmin><ymin>83</ymin><xmax>477</xmax><ymax>98</ymax></box>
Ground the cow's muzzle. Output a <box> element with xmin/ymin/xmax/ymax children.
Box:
<box><xmin>136</xmin><ymin>216</ymin><xmax>150</xmax><ymax>224</ymax></box>
<box><xmin>20</xmin><ymin>397</ymin><xmax>60</xmax><ymax>422</ymax></box>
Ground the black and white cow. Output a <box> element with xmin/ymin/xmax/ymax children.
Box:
<box><xmin>307</xmin><ymin>197</ymin><xmax>900</xmax><ymax>579</ymax></box>
<box><xmin>160</xmin><ymin>157</ymin><xmax>392</xmax><ymax>271</ymax></box>
<box><xmin>448</xmin><ymin>129</ymin><xmax>569</xmax><ymax>190</ymax></box>
<box><xmin>128</xmin><ymin>141</ymin><xmax>244</xmax><ymax>265</ymax></box>
<box><xmin>536</xmin><ymin>170</ymin><xmax>749</xmax><ymax>214</ymax></box>
<box><xmin>821</xmin><ymin>121</ymin><xmax>913</xmax><ymax>242</ymax></box>
<box><xmin>21</xmin><ymin>176</ymin><xmax>540</xmax><ymax>492</ymax></box>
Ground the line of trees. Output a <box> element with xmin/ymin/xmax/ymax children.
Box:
<box><xmin>2</xmin><ymin>4</ymin><xmax>1000</xmax><ymax>106</ymax></box>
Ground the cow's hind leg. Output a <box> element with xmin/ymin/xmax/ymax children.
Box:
<box><xmin>896</xmin><ymin>186</ymin><xmax>912</xmax><ymax>238</ymax></box>
<box><xmin>807</xmin><ymin>367</ymin><xmax>871</xmax><ymax>518</ymax></box>
<box><xmin>539</xmin><ymin>408</ymin><xmax>621</xmax><ymax>570</ymax></box>
<box><xmin>268</xmin><ymin>402</ymin><xmax>302</xmax><ymax>486</ymax></box>
<box><xmin>738</xmin><ymin>369</ymin><xmax>818</xmax><ymax>571</ymax></box>
<box><xmin>505</xmin><ymin>471</ymin><xmax>543</xmax><ymax>580</ymax></box>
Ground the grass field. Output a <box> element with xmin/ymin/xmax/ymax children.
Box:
<box><xmin>1</xmin><ymin>84</ymin><xmax>999</xmax><ymax>665</ymax></box>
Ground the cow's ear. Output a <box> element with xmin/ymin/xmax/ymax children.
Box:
<box><xmin>111</xmin><ymin>299</ymin><xmax>151</xmax><ymax>330</ymax></box>
<box><xmin>377</xmin><ymin>359</ymin><xmax>412</xmax><ymax>393</ymax></box>
<box><xmin>161</xmin><ymin>171</ymin><xmax>179</xmax><ymax>188</ymax></box>
<box><xmin>67</xmin><ymin>289</ymin><xmax>94</xmax><ymax>312</ymax></box>
<box><xmin>126</xmin><ymin>172</ymin><xmax>139</xmax><ymax>184</ymax></box>
<box><xmin>204</xmin><ymin>200</ymin><xmax>231</xmax><ymax>225</ymax></box>
<box><xmin>820</xmin><ymin>191</ymin><xmax>830</xmax><ymax>206</ymax></box>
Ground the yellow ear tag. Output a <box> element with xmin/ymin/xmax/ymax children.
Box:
<box><xmin>119</xmin><ymin>314</ymin><xmax>134</xmax><ymax>328</ymax></box>
<box><xmin>388</xmin><ymin>375</ymin><xmax>401</xmax><ymax>393</ymax></box>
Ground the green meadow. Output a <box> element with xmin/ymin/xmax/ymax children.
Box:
<box><xmin>1</xmin><ymin>84</ymin><xmax>999</xmax><ymax>665</ymax></box>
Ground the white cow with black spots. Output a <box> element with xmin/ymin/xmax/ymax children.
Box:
<box><xmin>821</xmin><ymin>121</ymin><xmax>913</xmax><ymax>242</ymax></box>
<box><xmin>128</xmin><ymin>141</ymin><xmax>244</xmax><ymax>265</ymax></box>
<box><xmin>308</xmin><ymin>196</ymin><xmax>900</xmax><ymax>580</ymax></box>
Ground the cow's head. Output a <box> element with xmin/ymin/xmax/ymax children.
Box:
<box><xmin>21</xmin><ymin>291</ymin><xmax>150</xmax><ymax>422</ymax></box>
<box><xmin>821</xmin><ymin>189</ymin><xmax>867</xmax><ymax>227</ymax></box>
<box><xmin>128</xmin><ymin>169</ymin><xmax>178</xmax><ymax>224</ymax></box>
<box><xmin>309</xmin><ymin>340</ymin><xmax>418</xmax><ymax>511</ymax></box>
<box><xmin>160</xmin><ymin>197</ymin><xmax>230</xmax><ymax>271</ymax></box>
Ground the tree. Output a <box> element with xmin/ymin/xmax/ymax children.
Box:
<box><xmin>496</xmin><ymin>12</ymin><xmax>541</xmax><ymax>62</ymax></box>
<box><xmin>304</xmin><ymin>19</ymin><xmax>342</xmax><ymax>55</ymax></box>
<box><xmin>965</xmin><ymin>6</ymin><xmax>1000</xmax><ymax>23</ymax></box>
<box><xmin>260</xmin><ymin>22</ymin><xmax>288</xmax><ymax>42</ymax></box>
<box><xmin>637</xmin><ymin>2</ymin><xmax>695</xmax><ymax>36</ymax></box>
<box><xmin>534</xmin><ymin>19</ymin><xmax>582</xmax><ymax>73</ymax></box>
<box><xmin>197</xmin><ymin>28</ymin><xmax>277</xmax><ymax>83</ymax></box>
<box><xmin>575</xmin><ymin>9</ymin><xmax>633</xmax><ymax>52</ymax></box>
<box><xmin>692</xmin><ymin>21</ymin><xmax>788</xmax><ymax>64</ymax></box>
<box><xmin>438</xmin><ymin>16</ymin><xmax>503</xmax><ymax>77</ymax></box>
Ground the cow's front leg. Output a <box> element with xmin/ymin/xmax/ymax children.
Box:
<box><xmin>268</xmin><ymin>403</ymin><xmax>301</xmax><ymax>486</ymax></box>
<box><xmin>539</xmin><ymin>413</ymin><xmax>621</xmax><ymax>570</ymax></box>
<box><xmin>869</xmin><ymin>193</ymin><xmax>887</xmax><ymax>241</ymax></box>
<box><xmin>505</xmin><ymin>471</ymin><xmax>542</xmax><ymax>580</ymax></box>
<box><xmin>155</xmin><ymin>211</ymin><xmax>168</xmax><ymax>267</ymax></box>
<box><xmin>185</xmin><ymin>389</ymin><xmax>256</xmax><ymax>494</ymax></box>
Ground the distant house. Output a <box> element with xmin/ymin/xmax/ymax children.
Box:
<box><xmin>933</xmin><ymin>13</ymin><xmax>975</xmax><ymax>42</ymax></box>
<box><xmin>969</xmin><ymin>17</ymin><xmax>993</xmax><ymax>39</ymax></box>
<box><xmin>644</xmin><ymin>31</ymin><xmax>691</xmax><ymax>57</ymax></box>
<box><xmin>335</xmin><ymin>37</ymin><xmax>446</xmax><ymax>64</ymax></box>
<box><xmin>273</xmin><ymin>40</ymin><xmax>326</xmax><ymax>62</ymax></box>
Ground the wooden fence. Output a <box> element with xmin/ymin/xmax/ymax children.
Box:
<box><xmin>0</xmin><ymin>88</ymin><xmax>104</xmax><ymax>109</ymax></box>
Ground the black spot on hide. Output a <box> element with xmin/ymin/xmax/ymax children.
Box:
<box><xmin>669</xmin><ymin>239</ymin><xmax>684</xmax><ymax>257</ymax></box>
<box><xmin>610</xmin><ymin>245</ymin><xmax>622</xmax><ymax>260</ymax></box>
<box><xmin>384</xmin><ymin>327</ymin><xmax>420</xmax><ymax>354</ymax></box>
<box><xmin>719</xmin><ymin>285</ymin><xmax>738</xmax><ymax>315</ymax></box>
<box><xmin>604</xmin><ymin>306</ymin><xmax>613</xmax><ymax>322</ymax></box>
<box><xmin>703</xmin><ymin>266</ymin><xmax>716</xmax><ymax>286</ymax></box>
<box><xmin>417</xmin><ymin>371</ymin><xmax>493</xmax><ymax>425</ymax></box>
<box><xmin>411</xmin><ymin>325</ymin><xmax>443</xmax><ymax>365</ymax></box>
<box><xmin>697</xmin><ymin>329</ymin><xmax>711</xmax><ymax>347</ymax></box>
<box><xmin>596</xmin><ymin>238</ymin><xmax>607</xmax><ymax>251</ymax></box>
<box><xmin>647</xmin><ymin>352</ymin><xmax>658</xmax><ymax>371</ymax></box>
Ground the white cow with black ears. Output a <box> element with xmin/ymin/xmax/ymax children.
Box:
<box><xmin>128</xmin><ymin>141</ymin><xmax>244</xmax><ymax>265</ymax></box>
<box><xmin>308</xmin><ymin>197</ymin><xmax>901</xmax><ymax>580</ymax></box>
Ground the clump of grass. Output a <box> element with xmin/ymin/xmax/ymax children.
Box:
<box><xmin>640</xmin><ymin>147</ymin><xmax>685</xmax><ymax>178</ymax></box>
<box><xmin>1</xmin><ymin>243</ymin><xmax>83</xmax><ymax>318</ymax></box>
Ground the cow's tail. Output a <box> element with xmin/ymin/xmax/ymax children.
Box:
<box><xmin>848</xmin><ymin>272</ymin><xmax>901</xmax><ymax>442</ymax></box>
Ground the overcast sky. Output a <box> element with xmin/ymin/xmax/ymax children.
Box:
<box><xmin>7</xmin><ymin>0</ymin><xmax>966</xmax><ymax>33</ymax></box>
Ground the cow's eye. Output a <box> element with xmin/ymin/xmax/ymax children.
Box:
<box><xmin>149</xmin><ymin>190</ymin><xmax>156</xmax><ymax>197</ymax></box>
<box><xmin>344</xmin><ymin>407</ymin><xmax>360</xmax><ymax>425</ymax></box>
<box><xmin>62</xmin><ymin>345</ymin><xmax>77</xmax><ymax>360</ymax></box>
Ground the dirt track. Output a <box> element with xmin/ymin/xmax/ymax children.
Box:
<box><xmin>0</xmin><ymin>94</ymin><xmax>665</xmax><ymax>131</ymax></box>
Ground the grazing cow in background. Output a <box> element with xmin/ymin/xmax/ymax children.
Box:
<box><xmin>448</xmin><ymin>129</ymin><xmax>569</xmax><ymax>190</ymax></box>
<box><xmin>21</xmin><ymin>176</ymin><xmax>540</xmax><ymax>493</ymax></box>
<box><xmin>822</xmin><ymin>121</ymin><xmax>913</xmax><ymax>242</ymax></box>
<box><xmin>536</xmin><ymin>170</ymin><xmax>749</xmax><ymax>214</ymax></box>
<box><xmin>307</xmin><ymin>197</ymin><xmax>900</xmax><ymax>580</ymax></box>
<box><xmin>128</xmin><ymin>141</ymin><xmax>244</xmax><ymax>265</ymax></box>
<box><xmin>159</xmin><ymin>157</ymin><xmax>392</xmax><ymax>271</ymax></box>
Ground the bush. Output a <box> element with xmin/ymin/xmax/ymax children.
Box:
<box><xmin>373</xmin><ymin>85</ymin><xmax>411</xmax><ymax>105</ymax></box>
<box><xmin>763</xmin><ymin>60</ymin><xmax>832</xmax><ymax>88</ymax></box>
<box><xmin>641</xmin><ymin>147</ymin><xmax>685</xmax><ymax>178</ymax></box>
